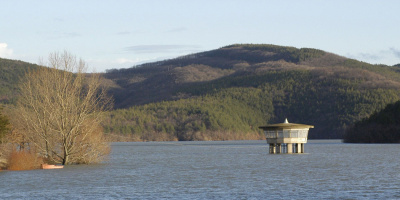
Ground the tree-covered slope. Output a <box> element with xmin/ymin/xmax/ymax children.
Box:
<box><xmin>102</xmin><ymin>44</ymin><xmax>400</xmax><ymax>140</ymax></box>
<box><xmin>2</xmin><ymin>44</ymin><xmax>400</xmax><ymax>141</ymax></box>
<box><xmin>103</xmin><ymin>69</ymin><xmax>400</xmax><ymax>140</ymax></box>
<box><xmin>343</xmin><ymin>101</ymin><xmax>400</xmax><ymax>143</ymax></box>
<box><xmin>104</xmin><ymin>44</ymin><xmax>332</xmax><ymax>107</ymax></box>
<box><xmin>0</xmin><ymin>58</ymin><xmax>39</xmax><ymax>104</ymax></box>
<box><xmin>104</xmin><ymin>87</ymin><xmax>272</xmax><ymax>141</ymax></box>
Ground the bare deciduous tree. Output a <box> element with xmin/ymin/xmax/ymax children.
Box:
<box><xmin>14</xmin><ymin>51</ymin><xmax>111</xmax><ymax>165</ymax></box>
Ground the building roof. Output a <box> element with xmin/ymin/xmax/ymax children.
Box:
<box><xmin>259</xmin><ymin>118</ymin><xmax>314</xmax><ymax>130</ymax></box>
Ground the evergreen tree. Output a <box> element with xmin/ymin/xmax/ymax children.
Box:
<box><xmin>0</xmin><ymin>106</ymin><xmax>10</xmax><ymax>142</ymax></box>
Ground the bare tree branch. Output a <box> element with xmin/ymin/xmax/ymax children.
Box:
<box><xmin>11</xmin><ymin>51</ymin><xmax>112</xmax><ymax>164</ymax></box>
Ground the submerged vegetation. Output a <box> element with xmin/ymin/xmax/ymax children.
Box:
<box><xmin>0</xmin><ymin>51</ymin><xmax>111</xmax><ymax>169</ymax></box>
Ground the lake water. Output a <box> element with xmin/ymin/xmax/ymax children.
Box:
<box><xmin>1</xmin><ymin>140</ymin><xmax>399</xmax><ymax>199</ymax></box>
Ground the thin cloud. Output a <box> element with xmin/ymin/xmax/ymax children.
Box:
<box><xmin>115</xmin><ymin>30</ymin><xmax>143</xmax><ymax>35</ymax></box>
<box><xmin>47</xmin><ymin>32</ymin><xmax>81</xmax><ymax>39</ymax></box>
<box><xmin>61</xmin><ymin>32</ymin><xmax>81</xmax><ymax>38</ymax></box>
<box><xmin>357</xmin><ymin>52</ymin><xmax>381</xmax><ymax>60</ymax></box>
<box><xmin>166</xmin><ymin>27</ymin><xmax>187</xmax><ymax>33</ymax></box>
<box><xmin>347</xmin><ymin>47</ymin><xmax>400</xmax><ymax>65</ymax></box>
<box><xmin>390</xmin><ymin>48</ymin><xmax>400</xmax><ymax>58</ymax></box>
<box><xmin>116</xmin><ymin>58</ymin><xmax>142</xmax><ymax>64</ymax></box>
<box><xmin>0</xmin><ymin>43</ymin><xmax>13</xmax><ymax>58</ymax></box>
<box><xmin>54</xmin><ymin>17</ymin><xmax>64</xmax><ymax>22</ymax></box>
<box><xmin>116</xmin><ymin>31</ymin><xmax>131</xmax><ymax>35</ymax></box>
<box><xmin>123</xmin><ymin>45</ymin><xmax>201</xmax><ymax>54</ymax></box>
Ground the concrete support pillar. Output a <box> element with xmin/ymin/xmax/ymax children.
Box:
<box><xmin>268</xmin><ymin>143</ymin><xmax>304</xmax><ymax>154</ymax></box>
<box><xmin>296</xmin><ymin>143</ymin><xmax>302</xmax><ymax>153</ymax></box>
<box><xmin>276</xmin><ymin>144</ymin><xmax>281</xmax><ymax>153</ymax></box>
<box><xmin>287</xmin><ymin>143</ymin><xmax>293</xmax><ymax>154</ymax></box>
<box><xmin>269</xmin><ymin>143</ymin><xmax>276</xmax><ymax>154</ymax></box>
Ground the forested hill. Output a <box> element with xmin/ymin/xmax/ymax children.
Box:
<box><xmin>2</xmin><ymin>44</ymin><xmax>400</xmax><ymax>140</ymax></box>
<box><xmin>104</xmin><ymin>44</ymin><xmax>331</xmax><ymax>107</ymax></box>
<box><xmin>0</xmin><ymin>58</ymin><xmax>39</xmax><ymax>104</ymax></box>
<box><xmin>104</xmin><ymin>44</ymin><xmax>400</xmax><ymax>108</ymax></box>
<box><xmin>344</xmin><ymin>101</ymin><xmax>400</xmax><ymax>143</ymax></box>
<box><xmin>103</xmin><ymin>44</ymin><xmax>400</xmax><ymax>140</ymax></box>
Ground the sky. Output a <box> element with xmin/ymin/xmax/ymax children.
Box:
<box><xmin>1</xmin><ymin>0</ymin><xmax>400</xmax><ymax>72</ymax></box>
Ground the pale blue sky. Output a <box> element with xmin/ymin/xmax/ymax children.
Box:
<box><xmin>1</xmin><ymin>0</ymin><xmax>400</xmax><ymax>72</ymax></box>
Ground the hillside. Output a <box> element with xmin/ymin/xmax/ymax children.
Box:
<box><xmin>102</xmin><ymin>44</ymin><xmax>400</xmax><ymax>140</ymax></box>
<box><xmin>344</xmin><ymin>100</ymin><xmax>400</xmax><ymax>143</ymax></box>
<box><xmin>0</xmin><ymin>58</ymin><xmax>39</xmax><ymax>104</ymax></box>
<box><xmin>104</xmin><ymin>44</ymin><xmax>330</xmax><ymax>107</ymax></box>
<box><xmin>2</xmin><ymin>44</ymin><xmax>400</xmax><ymax>140</ymax></box>
<box><xmin>105</xmin><ymin>44</ymin><xmax>400</xmax><ymax>108</ymax></box>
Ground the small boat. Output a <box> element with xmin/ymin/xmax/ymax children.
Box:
<box><xmin>41</xmin><ymin>164</ymin><xmax>64</xmax><ymax>169</ymax></box>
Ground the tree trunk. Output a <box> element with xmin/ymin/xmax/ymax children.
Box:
<box><xmin>63</xmin><ymin>153</ymin><xmax>69</xmax><ymax>165</ymax></box>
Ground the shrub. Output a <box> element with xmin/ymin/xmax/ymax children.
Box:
<box><xmin>7</xmin><ymin>150</ymin><xmax>42</xmax><ymax>171</ymax></box>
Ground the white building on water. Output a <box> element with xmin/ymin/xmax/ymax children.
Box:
<box><xmin>259</xmin><ymin>118</ymin><xmax>314</xmax><ymax>154</ymax></box>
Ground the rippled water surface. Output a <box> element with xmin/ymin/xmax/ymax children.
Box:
<box><xmin>1</xmin><ymin>140</ymin><xmax>400</xmax><ymax>199</ymax></box>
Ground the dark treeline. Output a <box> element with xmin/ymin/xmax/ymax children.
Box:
<box><xmin>0</xmin><ymin>106</ymin><xmax>10</xmax><ymax>142</ymax></box>
<box><xmin>344</xmin><ymin>101</ymin><xmax>400</xmax><ymax>143</ymax></box>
